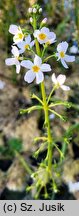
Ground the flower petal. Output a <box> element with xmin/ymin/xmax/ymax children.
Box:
<box><xmin>56</xmin><ymin>53</ymin><xmax>60</xmax><ymax>60</ymax></box>
<box><xmin>11</xmin><ymin>46</ymin><xmax>19</xmax><ymax>57</ymax></box>
<box><xmin>33</xmin><ymin>30</ymin><xmax>40</xmax><ymax>38</ymax></box>
<box><xmin>41</xmin><ymin>27</ymin><xmax>49</xmax><ymax>34</ymax></box>
<box><xmin>19</xmin><ymin>49</ymin><xmax>25</xmax><ymax>54</ymax></box>
<box><xmin>65</xmin><ymin>55</ymin><xmax>75</xmax><ymax>62</ymax></box>
<box><xmin>34</xmin><ymin>55</ymin><xmax>42</xmax><ymax>66</ymax></box>
<box><xmin>57</xmin><ymin>41</ymin><xmax>68</xmax><ymax>53</ymax></box>
<box><xmin>61</xmin><ymin>59</ymin><xmax>68</xmax><ymax>69</ymax></box>
<box><xmin>21</xmin><ymin>60</ymin><xmax>33</xmax><ymax>69</ymax></box>
<box><xmin>30</xmin><ymin>40</ymin><xmax>35</xmax><ymax>47</ymax></box>
<box><xmin>16</xmin><ymin>64</ymin><xmax>20</xmax><ymax>74</ymax></box>
<box><xmin>61</xmin><ymin>85</ymin><xmax>70</xmax><ymax>91</ymax></box>
<box><xmin>52</xmin><ymin>73</ymin><xmax>57</xmax><ymax>84</ymax></box>
<box><xmin>48</xmin><ymin>32</ymin><xmax>56</xmax><ymax>40</ymax></box>
<box><xmin>25</xmin><ymin>35</ymin><xmax>31</xmax><ymax>43</ymax></box>
<box><xmin>57</xmin><ymin>74</ymin><xmax>66</xmax><ymax>85</ymax></box>
<box><xmin>9</xmin><ymin>24</ymin><xmax>18</xmax><ymax>35</ymax></box>
<box><xmin>41</xmin><ymin>63</ymin><xmax>51</xmax><ymax>72</ymax></box>
<box><xmin>36</xmin><ymin>71</ymin><xmax>44</xmax><ymax>84</ymax></box>
<box><xmin>24</xmin><ymin>70</ymin><xmax>35</xmax><ymax>83</ymax></box>
<box><xmin>17</xmin><ymin>41</ymin><xmax>25</xmax><ymax>49</ymax></box>
<box><xmin>5</xmin><ymin>58</ymin><xmax>16</xmax><ymax>66</ymax></box>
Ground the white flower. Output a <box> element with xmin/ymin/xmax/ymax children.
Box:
<box><xmin>5</xmin><ymin>46</ymin><xmax>21</xmax><ymax>74</ymax></box>
<box><xmin>17</xmin><ymin>35</ymin><xmax>34</xmax><ymax>54</ymax></box>
<box><xmin>41</xmin><ymin>18</ymin><xmax>47</xmax><ymax>24</ymax></box>
<box><xmin>33</xmin><ymin>8</ymin><xmax>37</xmax><ymax>13</ymax></box>
<box><xmin>52</xmin><ymin>73</ymin><xmax>70</xmax><ymax>91</ymax></box>
<box><xmin>68</xmin><ymin>181</ymin><xmax>79</xmax><ymax>193</ymax></box>
<box><xmin>0</xmin><ymin>80</ymin><xmax>5</xmax><ymax>90</ymax></box>
<box><xmin>39</xmin><ymin>8</ymin><xmax>42</xmax><ymax>13</ymax></box>
<box><xmin>28</xmin><ymin>8</ymin><xmax>32</xmax><ymax>13</ymax></box>
<box><xmin>21</xmin><ymin>55</ymin><xmax>51</xmax><ymax>84</ymax></box>
<box><xmin>9</xmin><ymin>24</ymin><xmax>24</xmax><ymax>44</ymax></box>
<box><xmin>49</xmin><ymin>113</ymin><xmax>55</xmax><ymax>120</ymax></box>
<box><xmin>70</xmin><ymin>45</ymin><xmax>78</xmax><ymax>54</ymax></box>
<box><xmin>34</xmin><ymin>27</ymin><xmax>56</xmax><ymax>45</ymax></box>
<box><xmin>30</xmin><ymin>17</ymin><xmax>33</xmax><ymax>23</ymax></box>
<box><xmin>56</xmin><ymin>41</ymin><xmax>75</xmax><ymax>68</ymax></box>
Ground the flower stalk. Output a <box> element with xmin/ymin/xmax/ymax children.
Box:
<box><xmin>35</xmin><ymin>37</ymin><xmax>53</xmax><ymax>174</ymax></box>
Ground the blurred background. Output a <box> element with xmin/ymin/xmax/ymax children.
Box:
<box><xmin>0</xmin><ymin>0</ymin><xmax>79</xmax><ymax>200</ymax></box>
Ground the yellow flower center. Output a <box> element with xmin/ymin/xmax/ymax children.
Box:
<box><xmin>60</xmin><ymin>51</ymin><xmax>65</xmax><ymax>58</ymax></box>
<box><xmin>39</xmin><ymin>33</ymin><xmax>47</xmax><ymax>40</ymax></box>
<box><xmin>25</xmin><ymin>44</ymin><xmax>29</xmax><ymax>49</ymax></box>
<box><xmin>17</xmin><ymin>33</ymin><xmax>23</xmax><ymax>39</ymax></box>
<box><xmin>32</xmin><ymin>65</ymin><xmax>40</xmax><ymax>73</ymax></box>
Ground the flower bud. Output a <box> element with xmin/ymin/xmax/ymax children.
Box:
<box><xmin>39</xmin><ymin>8</ymin><xmax>42</xmax><ymax>13</ymax></box>
<box><xmin>33</xmin><ymin>8</ymin><xmax>37</xmax><ymax>13</ymax></box>
<box><xmin>30</xmin><ymin>17</ymin><xmax>33</xmax><ymax>23</ymax></box>
<box><xmin>42</xmin><ymin>18</ymin><xmax>47</xmax><ymax>24</ymax></box>
<box><xmin>28</xmin><ymin>8</ymin><xmax>32</xmax><ymax>13</ymax></box>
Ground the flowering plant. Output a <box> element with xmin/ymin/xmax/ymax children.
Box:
<box><xmin>5</xmin><ymin>4</ymin><xmax>75</xmax><ymax>199</ymax></box>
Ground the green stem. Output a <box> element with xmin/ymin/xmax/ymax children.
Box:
<box><xmin>34</xmin><ymin>34</ymin><xmax>52</xmax><ymax>172</ymax></box>
<box><xmin>43</xmin><ymin>54</ymin><xmax>56</xmax><ymax>62</ymax></box>
<box><xmin>15</xmin><ymin>151</ymin><xmax>32</xmax><ymax>175</ymax></box>
<box><xmin>41</xmin><ymin>82</ymin><xmax>52</xmax><ymax>171</ymax></box>
<box><xmin>33</xmin><ymin>14</ymin><xmax>37</xmax><ymax>30</ymax></box>
<box><xmin>35</xmin><ymin>39</ymin><xmax>41</xmax><ymax>57</ymax></box>
<box><xmin>47</xmin><ymin>86</ymin><xmax>56</xmax><ymax>104</ymax></box>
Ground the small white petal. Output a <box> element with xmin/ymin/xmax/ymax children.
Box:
<box><xmin>16</xmin><ymin>64</ymin><xmax>20</xmax><ymax>74</ymax></box>
<box><xmin>19</xmin><ymin>49</ymin><xmax>25</xmax><ymax>54</ymax></box>
<box><xmin>25</xmin><ymin>35</ymin><xmax>31</xmax><ymax>43</ymax></box>
<box><xmin>21</xmin><ymin>60</ymin><xmax>33</xmax><ymax>69</ymax></box>
<box><xmin>41</xmin><ymin>63</ymin><xmax>51</xmax><ymax>72</ymax></box>
<box><xmin>34</xmin><ymin>30</ymin><xmax>40</xmax><ymax>38</ymax></box>
<box><xmin>70</xmin><ymin>45</ymin><xmax>78</xmax><ymax>54</ymax></box>
<box><xmin>57</xmin><ymin>41</ymin><xmax>68</xmax><ymax>53</ymax></box>
<box><xmin>36</xmin><ymin>71</ymin><xmax>44</xmax><ymax>84</ymax></box>
<box><xmin>52</xmin><ymin>73</ymin><xmax>57</xmax><ymax>84</ymax></box>
<box><xmin>24</xmin><ymin>70</ymin><xmax>35</xmax><ymax>83</ymax></box>
<box><xmin>37</xmin><ymin>38</ymin><xmax>47</xmax><ymax>44</ymax></box>
<box><xmin>34</xmin><ymin>55</ymin><xmax>42</xmax><ymax>66</ymax></box>
<box><xmin>65</xmin><ymin>55</ymin><xmax>75</xmax><ymax>62</ymax></box>
<box><xmin>39</xmin><ymin>8</ymin><xmax>42</xmax><ymax>13</ymax></box>
<box><xmin>61</xmin><ymin>59</ymin><xmax>68</xmax><ymax>69</ymax></box>
<box><xmin>41</xmin><ymin>27</ymin><xmax>49</xmax><ymax>34</ymax></box>
<box><xmin>49</xmin><ymin>113</ymin><xmax>55</xmax><ymax>120</ymax></box>
<box><xmin>57</xmin><ymin>74</ymin><xmax>66</xmax><ymax>85</ymax></box>
<box><xmin>30</xmin><ymin>40</ymin><xmax>35</xmax><ymax>47</ymax></box>
<box><xmin>30</xmin><ymin>17</ymin><xmax>33</xmax><ymax>23</ymax></box>
<box><xmin>33</xmin><ymin>8</ymin><xmax>37</xmax><ymax>13</ymax></box>
<box><xmin>42</xmin><ymin>18</ymin><xmax>47</xmax><ymax>24</ymax></box>
<box><xmin>56</xmin><ymin>53</ymin><xmax>60</xmax><ymax>60</ymax></box>
<box><xmin>13</xmin><ymin>32</ymin><xmax>24</xmax><ymax>43</ymax></box>
<box><xmin>28</xmin><ymin>8</ymin><xmax>32</xmax><ymax>13</ymax></box>
<box><xmin>68</xmin><ymin>181</ymin><xmax>79</xmax><ymax>193</ymax></box>
<box><xmin>9</xmin><ymin>24</ymin><xmax>18</xmax><ymax>35</ymax></box>
<box><xmin>61</xmin><ymin>85</ymin><xmax>70</xmax><ymax>91</ymax></box>
<box><xmin>48</xmin><ymin>32</ymin><xmax>56</xmax><ymax>40</ymax></box>
<box><xmin>5</xmin><ymin>58</ymin><xmax>16</xmax><ymax>66</ymax></box>
<box><xmin>11</xmin><ymin>46</ymin><xmax>19</xmax><ymax>57</ymax></box>
<box><xmin>17</xmin><ymin>41</ymin><xmax>25</xmax><ymax>49</ymax></box>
